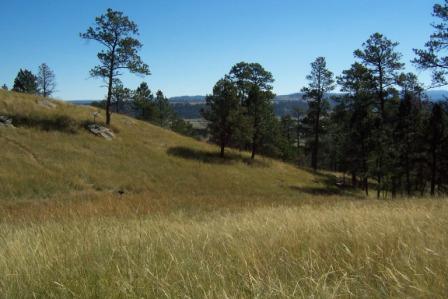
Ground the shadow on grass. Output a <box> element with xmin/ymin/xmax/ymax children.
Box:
<box><xmin>291</xmin><ymin>171</ymin><xmax>360</xmax><ymax>197</ymax></box>
<box><xmin>5</xmin><ymin>113</ymin><xmax>81</xmax><ymax>133</ymax></box>
<box><xmin>4</xmin><ymin>113</ymin><xmax>113</xmax><ymax>135</ymax></box>
<box><xmin>167</xmin><ymin>146</ymin><xmax>244</xmax><ymax>164</ymax></box>
<box><xmin>167</xmin><ymin>146</ymin><xmax>272</xmax><ymax>167</ymax></box>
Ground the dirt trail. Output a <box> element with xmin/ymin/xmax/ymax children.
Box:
<box><xmin>1</xmin><ymin>134</ymin><xmax>47</xmax><ymax>169</ymax></box>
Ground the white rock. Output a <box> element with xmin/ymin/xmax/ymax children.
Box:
<box><xmin>87</xmin><ymin>124</ymin><xmax>115</xmax><ymax>140</ymax></box>
<box><xmin>0</xmin><ymin>116</ymin><xmax>14</xmax><ymax>128</ymax></box>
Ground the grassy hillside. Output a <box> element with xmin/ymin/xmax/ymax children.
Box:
<box><xmin>0</xmin><ymin>89</ymin><xmax>325</xmax><ymax>203</ymax></box>
<box><xmin>1</xmin><ymin>90</ymin><xmax>447</xmax><ymax>298</ymax></box>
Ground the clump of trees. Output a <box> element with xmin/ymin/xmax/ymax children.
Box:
<box><xmin>9</xmin><ymin>63</ymin><xmax>56</xmax><ymax>97</ymax></box>
<box><xmin>92</xmin><ymin>80</ymin><xmax>194</xmax><ymax>137</ymax></box>
<box><xmin>295</xmin><ymin>29</ymin><xmax>448</xmax><ymax>198</ymax></box>
<box><xmin>201</xmin><ymin>1</ymin><xmax>448</xmax><ymax>197</ymax></box>
<box><xmin>202</xmin><ymin>62</ymin><xmax>279</xmax><ymax>159</ymax></box>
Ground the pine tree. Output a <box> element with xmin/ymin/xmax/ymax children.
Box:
<box><xmin>301</xmin><ymin>57</ymin><xmax>335</xmax><ymax>170</ymax></box>
<box><xmin>12</xmin><ymin>69</ymin><xmax>38</xmax><ymax>94</ymax></box>
<box><xmin>202</xmin><ymin>79</ymin><xmax>241</xmax><ymax>157</ymax></box>
<box><xmin>393</xmin><ymin>73</ymin><xmax>426</xmax><ymax>196</ymax></box>
<box><xmin>111</xmin><ymin>81</ymin><xmax>132</xmax><ymax>113</ymax></box>
<box><xmin>154</xmin><ymin>90</ymin><xmax>173</xmax><ymax>128</ymax></box>
<box><xmin>132</xmin><ymin>82</ymin><xmax>154</xmax><ymax>120</ymax></box>
<box><xmin>279</xmin><ymin>115</ymin><xmax>297</xmax><ymax>161</ymax></box>
<box><xmin>294</xmin><ymin>107</ymin><xmax>305</xmax><ymax>165</ymax></box>
<box><xmin>37</xmin><ymin>63</ymin><xmax>56</xmax><ymax>97</ymax></box>
<box><xmin>227</xmin><ymin>62</ymin><xmax>275</xmax><ymax>154</ymax></box>
<box><xmin>246</xmin><ymin>85</ymin><xmax>276</xmax><ymax>160</ymax></box>
<box><xmin>354</xmin><ymin>33</ymin><xmax>404</xmax><ymax>197</ymax></box>
<box><xmin>414</xmin><ymin>0</ymin><xmax>448</xmax><ymax>87</ymax></box>
<box><xmin>337</xmin><ymin>63</ymin><xmax>376</xmax><ymax>194</ymax></box>
<box><xmin>354</xmin><ymin>33</ymin><xmax>404</xmax><ymax>118</ymax></box>
<box><xmin>426</xmin><ymin>103</ymin><xmax>448</xmax><ymax>196</ymax></box>
<box><xmin>81</xmin><ymin>8</ymin><xmax>150</xmax><ymax>125</ymax></box>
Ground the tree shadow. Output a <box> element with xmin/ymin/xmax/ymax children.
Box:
<box><xmin>290</xmin><ymin>171</ymin><xmax>360</xmax><ymax>197</ymax></box>
<box><xmin>5</xmin><ymin>113</ymin><xmax>82</xmax><ymax>133</ymax></box>
<box><xmin>167</xmin><ymin>146</ymin><xmax>244</xmax><ymax>164</ymax></box>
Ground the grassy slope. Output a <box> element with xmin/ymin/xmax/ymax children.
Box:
<box><xmin>1</xmin><ymin>90</ymin><xmax>447</xmax><ymax>298</ymax></box>
<box><xmin>0</xmin><ymin>89</ymin><xmax>321</xmax><ymax>202</ymax></box>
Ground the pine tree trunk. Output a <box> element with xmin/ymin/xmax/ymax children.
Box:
<box><xmin>391</xmin><ymin>177</ymin><xmax>397</xmax><ymax>199</ymax></box>
<box><xmin>105</xmin><ymin>46</ymin><xmax>116</xmax><ymax>126</ymax></box>
<box><xmin>364</xmin><ymin>177</ymin><xmax>369</xmax><ymax>196</ymax></box>
<box><xmin>251</xmin><ymin>142</ymin><xmax>256</xmax><ymax>160</ymax></box>
<box><xmin>351</xmin><ymin>172</ymin><xmax>357</xmax><ymax>187</ymax></box>
<box><xmin>377</xmin><ymin>172</ymin><xmax>382</xmax><ymax>199</ymax></box>
<box><xmin>431</xmin><ymin>148</ymin><xmax>437</xmax><ymax>196</ymax></box>
<box><xmin>220</xmin><ymin>143</ymin><xmax>225</xmax><ymax>158</ymax></box>
<box><xmin>106</xmin><ymin>78</ymin><xmax>112</xmax><ymax>125</ymax></box>
<box><xmin>406</xmin><ymin>162</ymin><xmax>411</xmax><ymax>196</ymax></box>
<box><xmin>296</xmin><ymin>128</ymin><xmax>301</xmax><ymax>165</ymax></box>
<box><xmin>312</xmin><ymin>104</ymin><xmax>321</xmax><ymax>171</ymax></box>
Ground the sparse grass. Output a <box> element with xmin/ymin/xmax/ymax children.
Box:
<box><xmin>1</xmin><ymin>90</ymin><xmax>447</xmax><ymax>298</ymax></box>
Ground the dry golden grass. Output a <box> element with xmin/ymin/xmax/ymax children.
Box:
<box><xmin>0</xmin><ymin>199</ymin><xmax>447</xmax><ymax>298</ymax></box>
<box><xmin>0</xmin><ymin>90</ymin><xmax>324</xmax><ymax>202</ymax></box>
<box><xmin>1</xmin><ymin>90</ymin><xmax>447</xmax><ymax>298</ymax></box>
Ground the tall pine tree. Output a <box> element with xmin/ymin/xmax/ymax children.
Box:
<box><xmin>301</xmin><ymin>57</ymin><xmax>335</xmax><ymax>170</ymax></box>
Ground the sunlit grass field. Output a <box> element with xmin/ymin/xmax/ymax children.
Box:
<box><xmin>1</xmin><ymin>90</ymin><xmax>447</xmax><ymax>298</ymax></box>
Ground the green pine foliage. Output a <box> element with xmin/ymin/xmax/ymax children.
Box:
<box><xmin>202</xmin><ymin>79</ymin><xmax>241</xmax><ymax>157</ymax></box>
<box><xmin>12</xmin><ymin>69</ymin><xmax>38</xmax><ymax>94</ymax></box>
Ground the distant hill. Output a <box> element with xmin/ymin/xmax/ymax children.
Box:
<box><xmin>426</xmin><ymin>90</ymin><xmax>448</xmax><ymax>101</ymax></box>
<box><xmin>169</xmin><ymin>95</ymin><xmax>206</xmax><ymax>103</ymax></box>
<box><xmin>168</xmin><ymin>91</ymin><xmax>448</xmax><ymax>103</ymax></box>
<box><xmin>68</xmin><ymin>100</ymin><xmax>97</xmax><ymax>105</ymax></box>
<box><xmin>70</xmin><ymin>90</ymin><xmax>448</xmax><ymax>119</ymax></box>
<box><xmin>71</xmin><ymin>90</ymin><xmax>448</xmax><ymax>105</ymax></box>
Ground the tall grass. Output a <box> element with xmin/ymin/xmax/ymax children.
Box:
<box><xmin>0</xmin><ymin>198</ymin><xmax>447</xmax><ymax>298</ymax></box>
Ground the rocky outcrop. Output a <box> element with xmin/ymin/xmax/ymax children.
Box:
<box><xmin>38</xmin><ymin>99</ymin><xmax>57</xmax><ymax>109</ymax></box>
<box><xmin>0</xmin><ymin>116</ymin><xmax>14</xmax><ymax>128</ymax></box>
<box><xmin>87</xmin><ymin>124</ymin><xmax>115</xmax><ymax>140</ymax></box>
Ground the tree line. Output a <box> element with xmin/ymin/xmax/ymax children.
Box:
<box><xmin>202</xmin><ymin>1</ymin><xmax>448</xmax><ymax>198</ymax></box>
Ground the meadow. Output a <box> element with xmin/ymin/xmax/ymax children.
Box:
<box><xmin>0</xmin><ymin>90</ymin><xmax>447</xmax><ymax>298</ymax></box>
<box><xmin>1</xmin><ymin>197</ymin><xmax>447</xmax><ymax>298</ymax></box>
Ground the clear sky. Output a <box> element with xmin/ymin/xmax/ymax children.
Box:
<box><xmin>0</xmin><ymin>0</ymin><xmax>437</xmax><ymax>100</ymax></box>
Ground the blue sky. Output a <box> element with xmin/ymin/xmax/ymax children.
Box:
<box><xmin>0</xmin><ymin>0</ymin><xmax>437</xmax><ymax>100</ymax></box>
